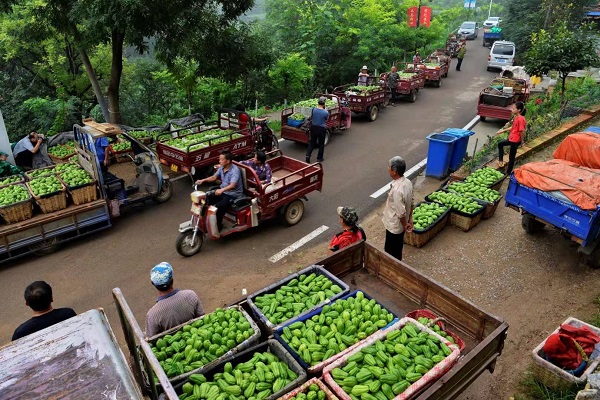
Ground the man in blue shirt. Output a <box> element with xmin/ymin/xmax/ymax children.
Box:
<box><xmin>196</xmin><ymin>151</ymin><xmax>244</xmax><ymax>231</ymax></box>
<box><xmin>94</xmin><ymin>137</ymin><xmax>110</xmax><ymax>173</ymax></box>
<box><xmin>306</xmin><ymin>97</ymin><xmax>329</xmax><ymax>163</ymax></box>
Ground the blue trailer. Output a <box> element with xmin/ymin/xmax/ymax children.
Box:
<box><xmin>505</xmin><ymin>175</ymin><xmax>600</xmax><ymax>268</ymax></box>
<box><xmin>483</xmin><ymin>29</ymin><xmax>503</xmax><ymax>47</ymax></box>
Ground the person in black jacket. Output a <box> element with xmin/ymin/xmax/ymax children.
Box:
<box><xmin>12</xmin><ymin>281</ymin><xmax>76</xmax><ymax>341</ymax></box>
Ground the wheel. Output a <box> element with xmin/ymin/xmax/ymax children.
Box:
<box><xmin>30</xmin><ymin>237</ymin><xmax>59</xmax><ymax>256</ymax></box>
<box><xmin>443</xmin><ymin>71</ymin><xmax>448</xmax><ymax>78</ymax></box>
<box><xmin>435</xmin><ymin>79</ymin><xmax>441</xmax><ymax>88</ymax></box>
<box><xmin>368</xmin><ymin>105</ymin><xmax>379</xmax><ymax>121</ymax></box>
<box><xmin>382</xmin><ymin>97</ymin><xmax>390</xmax><ymax>108</ymax></box>
<box><xmin>487</xmin><ymin>67</ymin><xmax>492</xmax><ymax>72</ymax></box>
<box><xmin>580</xmin><ymin>246</ymin><xmax>600</xmax><ymax>269</ymax></box>
<box><xmin>176</xmin><ymin>231</ymin><xmax>204</xmax><ymax>257</ymax></box>
<box><xmin>409</xmin><ymin>90</ymin><xmax>417</xmax><ymax>103</ymax></box>
<box><xmin>280</xmin><ymin>199</ymin><xmax>305</xmax><ymax>226</ymax></box>
<box><xmin>323</xmin><ymin>130</ymin><xmax>331</xmax><ymax>147</ymax></box>
<box><xmin>521</xmin><ymin>214</ymin><xmax>545</xmax><ymax>234</ymax></box>
<box><xmin>480</xmin><ymin>116</ymin><xmax>487</xmax><ymax>122</ymax></box>
<box><xmin>153</xmin><ymin>179</ymin><xmax>173</xmax><ymax>203</ymax></box>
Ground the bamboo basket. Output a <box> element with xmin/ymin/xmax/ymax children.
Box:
<box><xmin>25</xmin><ymin>165</ymin><xmax>57</xmax><ymax>180</ymax></box>
<box><xmin>68</xmin><ymin>181</ymin><xmax>98</xmax><ymax>205</ymax></box>
<box><xmin>27</xmin><ymin>182</ymin><xmax>68</xmax><ymax>214</ymax></box>
<box><xmin>482</xmin><ymin>197</ymin><xmax>502</xmax><ymax>220</ymax></box>
<box><xmin>404</xmin><ymin>202</ymin><xmax>450</xmax><ymax>248</ymax></box>
<box><xmin>0</xmin><ymin>185</ymin><xmax>34</xmax><ymax>223</ymax></box>
<box><xmin>450</xmin><ymin>211</ymin><xmax>482</xmax><ymax>232</ymax></box>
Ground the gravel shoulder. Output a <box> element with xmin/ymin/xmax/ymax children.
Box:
<box><xmin>284</xmin><ymin>124</ymin><xmax>600</xmax><ymax>399</ymax></box>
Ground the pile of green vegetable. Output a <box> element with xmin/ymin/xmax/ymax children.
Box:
<box><xmin>54</xmin><ymin>162</ymin><xmax>79</xmax><ymax>173</ymax></box>
<box><xmin>329</xmin><ymin>322</ymin><xmax>453</xmax><ymax>398</ymax></box>
<box><xmin>447</xmin><ymin>182</ymin><xmax>501</xmax><ymax>203</ymax></box>
<box><xmin>464</xmin><ymin>167</ymin><xmax>504</xmax><ymax>187</ymax></box>
<box><xmin>112</xmin><ymin>141</ymin><xmax>132</xmax><ymax>152</ymax></box>
<box><xmin>29</xmin><ymin>176</ymin><xmax>63</xmax><ymax>196</ymax></box>
<box><xmin>0</xmin><ymin>175</ymin><xmax>23</xmax><ymax>186</ymax></box>
<box><xmin>413</xmin><ymin>317</ymin><xmax>458</xmax><ymax>345</ymax></box>
<box><xmin>162</xmin><ymin>130</ymin><xmax>241</xmax><ymax>153</ymax></box>
<box><xmin>27</xmin><ymin>166</ymin><xmax>56</xmax><ymax>179</ymax></box>
<box><xmin>126</xmin><ymin>130</ymin><xmax>153</xmax><ymax>140</ymax></box>
<box><xmin>411</xmin><ymin>203</ymin><xmax>448</xmax><ymax>231</ymax></box>
<box><xmin>253</xmin><ymin>272</ymin><xmax>344</xmax><ymax>325</ymax></box>
<box><xmin>279</xmin><ymin>291</ymin><xmax>394</xmax><ymax>367</ymax></box>
<box><xmin>347</xmin><ymin>86</ymin><xmax>381</xmax><ymax>95</ymax></box>
<box><xmin>421</xmin><ymin>63</ymin><xmax>440</xmax><ymax>68</ymax></box>
<box><xmin>288</xmin><ymin>113</ymin><xmax>306</xmax><ymax>121</ymax></box>
<box><xmin>397</xmin><ymin>72</ymin><xmax>418</xmax><ymax>79</ymax></box>
<box><xmin>0</xmin><ymin>184</ymin><xmax>30</xmax><ymax>206</ymax></box>
<box><xmin>289</xmin><ymin>383</ymin><xmax>328</xmax><ymax>400</ymax></box>
<box><xmin>179</xmin><ymin>351</ymin><xmax>299</xmax><ymax>400</ymax></box>
<box><xmin>150</xmin><ymin>307</ymin><xmax>255</xmax><ymax>378</ymax></box>
<box><xmin>427</xmin><ymin>191</ymin><xmax>483</xmax><ymax>215</ymax></box>
<box><xmin>48</xmin><ymin>144</ymin><xmax>76</xmax><ymax>159</ymax></box>
<box><xmin>296</xmin><ymin>99</ymin><xmax>338</xmax><ymax>109</ymax></box>
<box><xmin>59</xmin><ymin>164</ymin><xmax>93</xmax><ymax>187</ymax></box>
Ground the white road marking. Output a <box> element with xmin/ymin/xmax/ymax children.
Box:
<box><xmin>268</xmin><ymin>225</ymin><xmax>329</xmax><ymax>263</ymax></box>
<box><xmin>172</xmin><ymin>174</ymin><xmax>191</xmax><ymax>182</ymax></box>
<box><xmin>369</xmin><ymin>116</ymin><xmax>479</xmax><ymax>198</ymax></box>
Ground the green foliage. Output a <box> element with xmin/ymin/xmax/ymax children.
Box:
<box><xmin>268</xmin><ymin>53</ymin><xmax>314</xmax><ymax>102</ymax></box>
<box><xmin>524</xmin><ymin>22</ymin><xmax>599</xmax><ymax>96</ymax></box>
<box><xmin>514</xmin><ymin>369</ymin><xmax>579</xmax><ymax>400</ymax></box>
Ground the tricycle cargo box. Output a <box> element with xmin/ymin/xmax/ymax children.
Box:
<box><xmin>147</xmin><ymin>305</ymin><xmax>261</xmax><ymax>386</ymax></box>
<box><xmin>480</xmin><ymin>92</ymin><xmax>514</xmax><ymax>107</ymax></box>
<box><xmin>247</xmin><ymin>265</ymin><xmax>350</xmax><ymax>335</ymax></box>
<box><xmin>173</xmin><ymin>339</ymin><xmax>307</xmax><ymax>400</ymax></box>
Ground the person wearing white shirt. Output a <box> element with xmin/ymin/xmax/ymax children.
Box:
<box><xmin>382</xmin><ymin>156</ymin><xmax>413</xmax><ymax>261</ymax></box>
<box><xmin>13</xmin><ymin>131</ymin><xmax>43</xmax><ymax>169</ymax></box>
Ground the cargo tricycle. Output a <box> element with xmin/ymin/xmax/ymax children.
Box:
<box><xmin>333</xmin><ymin>83</ymin><xmax>390</xmax><ymax>121</ymax></box>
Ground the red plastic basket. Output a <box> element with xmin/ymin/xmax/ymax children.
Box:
<box><xmin>405</xmin><ymin>309</ymin><xmax>466</xmax><ymax>351</ymax></box>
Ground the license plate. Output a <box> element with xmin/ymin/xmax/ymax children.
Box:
<box><xmin>191</xmin><ymin>204</ymin><xmax>201</xmax><ymax>214</ymax></box>
<box><xmin>497</xmin><ymin>59</ymin><xmax>505</xmax><ymax>63</ymax></box>
<box><xmin>171</xmin><ymin>164</ymin><xmax>179</xmax><ymax>172</ymax></box>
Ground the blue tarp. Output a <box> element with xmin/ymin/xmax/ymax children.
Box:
<box><xmin>586</xmin><ymin>11</ymin><xmax>600</xmax><ymax>16</ymax></box>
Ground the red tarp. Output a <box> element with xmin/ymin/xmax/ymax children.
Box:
<box><xmin>543</xmin><ymin>323</ymin><xmax>600</xmax><ymax>370</ymax></box>
<box><xmin>513</xmin><ymin>159</ymin><xmax>600</xmax><ymax>210</ymax></box>
<box><xmin>553</xmin><ymin>132</ymin><xmax>600</xmax><ymax>169</ymax></box>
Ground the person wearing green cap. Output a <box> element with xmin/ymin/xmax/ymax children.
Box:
<box><xmin>0</xmin><ymin>151</ymin><xmax>23</xmax><ymax>178</ymax></box>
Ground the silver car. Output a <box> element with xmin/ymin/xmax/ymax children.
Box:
<box><xmin>458</xmin><ymin>21</ymin><xmax>479</xmax><ymax>40</ymax></box>
<box><xmin>483</xmin><ymin>17</ymin><xmax>501</xmax><ymax>27</ymax></box>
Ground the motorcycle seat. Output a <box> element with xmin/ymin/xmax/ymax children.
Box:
<box><xmin>230</xmin><ymin>196</ymin><xmax>251</xmax><ymax>211</ymax></box>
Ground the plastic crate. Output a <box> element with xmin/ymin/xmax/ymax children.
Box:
<box><xmin>173</xmin><ymin>339</ymin><xmax>307</xmax><ymax>400</ymax></box>
<box><xmin>287</xmin><ymin>118</ymin><xmax>305</xmax><ymax>128</ymax></box>
<box><xmin>532</xmin><ymin>317</ymin><xmax>600</xmax><ymax>390</ymax></box>
<box><xmin>273</xmin><ymin>290</ymin><xmax>399</xmax><ymax>373</ymax></box>
<box><xmin>404</xmin><ymin>202</ymin><xmax>451</xmax><ymax>248</ymax></box>
<box><xmin>405</xmin><ymin>309</ymin><xmax>466</xmax><ymax>351</ymax></box>
<box><xmin>247</xmin><ymin>265</ymin><xmax>350</xmax><ymax>335</ymax></box>
<box><xmin>322</xmin><ymin>318</ymin><xmax>460</xmax><ymax>400</ymax></box>
<box><xmin>146</xmin><ymin>305</ymin><xmax>261</xmax><ymax>386</ymax></box>
<box><xmin>277</xmin><ymin>377</ymin><xmax>339</xmax><ymax>400</ymax></box>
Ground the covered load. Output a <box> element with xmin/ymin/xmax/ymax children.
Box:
<box><xmin>513</xmin><ymin>159</ymin><xmax>600</xmax><ymax>210</ymax></box>
<box><xmin>553</xmin><ymin>132</ymin><xmax>600</xmax><ymax>169</ymax></box>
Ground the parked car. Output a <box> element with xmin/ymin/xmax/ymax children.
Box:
<box><xmin>487</xmin><ymin>41</ymin><xmax>516</xmax><ymax>70</ymax></box>
<box><xmin>483</xmin><ymin>17</ymin><xmax>501</xmax><ymax>27</ymax></box>
<box><xmin>458</xmin><ymin>21</ymin><xmax>479</xmax><ymax>39</ymax></box>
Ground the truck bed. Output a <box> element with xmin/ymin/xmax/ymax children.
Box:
<box><xmin>318</xmin><ymin>242</ymin><xmax>508</xmax><ymax>399</ymax></box>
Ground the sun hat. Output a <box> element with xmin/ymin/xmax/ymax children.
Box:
<box><xmin>337</xmin><ymin>206</ymin><xmax>359</xmax><ymax>226</ymax></box>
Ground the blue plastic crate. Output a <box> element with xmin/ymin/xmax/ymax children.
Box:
<box><xmin>287</xmin><ymin>118</ymin><xmax>305</xmax><ymax>128</ymax></box>
<box><xmin>505</xmin><ymin>175</ymin><xmax>600</xmax><ymax>246</ymax></box>
<box><xmin>273</xmin><ymin>290</ymin><xmax>399</xmax><ymax>371</ymax></box>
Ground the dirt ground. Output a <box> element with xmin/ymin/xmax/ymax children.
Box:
<box><xmin>281</xmin><ymin>132</ymin><xmax>600</xmax><ymax>399</ymax></box>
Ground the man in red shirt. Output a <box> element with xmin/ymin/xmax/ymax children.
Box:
<box><xmin>329</xmin><ymin>206</ymin><xmax>366</xmax><ymax>252</ymax></box>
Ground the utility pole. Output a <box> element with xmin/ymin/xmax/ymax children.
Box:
<box><xmin>488</xmin><ymin>0</ymin><xmax>493</xmax><ymax>19</ymax></box>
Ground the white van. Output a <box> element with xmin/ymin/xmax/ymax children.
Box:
<box><xmin>487</xmin><ymin>41</ymin><xmax>516</xmax><ymax>70</ymax></box>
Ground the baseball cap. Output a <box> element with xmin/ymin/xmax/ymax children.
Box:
<box><xmin>0</xmin><ymin>151</ymin><xmax>8</xmax><ymax>157</ymax></box>
<box><xmin>362</xmin><ymin>65</ymin><xmax>368</xmax><ymax>70</ymax></box>
<box><xmin>337</xmin><ymin>206</ymin><xmax>358</xmax><ymax>226</ymax></box>
<box><xmin>150</xmin><ymin>262</ymin><xmax>173</xmax><ymax>286</ymax></box>
<box><xmin>318</xmin><ymin>96</ymin><xmax>327</xmax><ymax>105</ymax></box>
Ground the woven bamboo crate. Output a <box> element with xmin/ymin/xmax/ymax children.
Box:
<box><xmin>27</xmin><ymin>182</ymin><xmax>68</xmax><ymax>214</ymax></box>
<box><xmin>482</xmin><ymin>198</ymin><xmax>502</xmax><ymax>220</ymax></box>
<box><xmin>25</xmin><ymin>165</ymin><xmax>57</xmax><ymax>180</ymax></box>
<box><xmin>404</xmin><ymin>208</ymin><xmax>450</xmax><ymax>248</ymax></box>
<box><xmin>0</xmin><ymin>175</ymin><xmax>26</xmax><ymax>189</ymax></box>
<box><xmin>114</xmin><ymin>150</ymin><xmax>133</xmax><ymax>163</ymax></box>
<box><xmin>450</xmin><ymin>211</ymin><xmax>483</xmax><ymax>232</ymax></box>
<box><xmin>0</xmin><ymin>195</ymin><xmax>33</xmax><ymax>224</ymax></box>
<box><xmin>68</xmin><ymin>181</ymin><xmax>98</xmax><ymax>205</ymax></box>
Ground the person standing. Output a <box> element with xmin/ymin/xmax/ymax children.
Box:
<box><xmin>387</xmin><ymin>66</ymin><xmax>400</xmax><ymax>106</ymax></box>
<box><xmin>497</xmin><ymin>101</ymin><xmax>527</xmax><ymax>175</ymax></box>
<box><xmin>357</xmin><ymin>66</ymin><xmax>369</xmax><ymax>86</ymax></box>
<box><xmin>413</xmin><ymin>51</ymin><xmax>421</xmax><ymax>67</ymax></box>
<box><xmin>329</xmin><ymin>206</ymin><xmax>366</xmax><ymax>253</ymax></box>
<box><xmin>456</xmin><ymin>44</ymin><xmax>466</xmax><ymax>71</ymax></box>
<box><xmin>305</xmin><ymin>97</ymin><xmax>329</xmax><ymax>163</ymax></box>
<box><xmin>146</xmin><ymin>262</ymin><xmax>205</xmax><ymax>338</ymax></box>
<box><xmin>12</xmin><ymin>281</ymin><xmax>76</xmax><ymax>341</ymax></box>
<box><xmin>13</xmin><ymin>131</ymin><xmax>44</xmax><ymax>170</ymax></box>
<box><xmin>382</xmin><ymin>156</ymin><xmax>413</xmax><ymax>261</ymax></box>
<box><xmin>94</xmin><ymin>137</ymin><xmax>110</xmax><ymax>173</ymax></box>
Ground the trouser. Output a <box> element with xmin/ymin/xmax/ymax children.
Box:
<box><xmin>306</xmin><ymin>126</ymin><xmax>326</xmax><ymax>161</ymax></box>
<box><xmin>14</xmin><ymin>151</ymin><xmax>33</xmax><ymax>170</ymax></box>
<box><xmin>207</xmin><ymin>193</ymin><xmax>235</xmax><ymax>230</ymax></box>
<box><xmin>384</xmin><ymin>230</ymin><xmax>405</xmax><ymax>261</ymax></box>
<box><xmin>456</xmin><ymin>57</ymin><xmax>463</xmax><ymax>71</ymax></box>
<box><xmin>498</xmin><ymin>139</ymin><xmax>520</xmax><ymax>175</ymax></box>
<box><xmin>389</xmin><ymin>87</ymin><xmax>398</xmax><ymax>102</ymax></box>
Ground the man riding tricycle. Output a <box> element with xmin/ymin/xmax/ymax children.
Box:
<box><xmin>175</xmin><ymin>149</ymin><xmax>324</xmax><ymax>256</ymax></box>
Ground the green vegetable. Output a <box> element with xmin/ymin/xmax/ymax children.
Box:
<box><xmin>464</xmin><ymin>167</ymin><xmax>505</xmax><ymax>187</ymax></box>
<box><xmin>161</xmin><ymin>129</ymin><xmax>242</xmax><ymax>153</ymax></box>
<box><xmin>288</xmin><ymin>113</ymin><xmax>306</xmax><ymax>121</ymax></box>
<box><xmin>59</xmin><ymin>165</ymin><xmax>94</xmax><ymax>187</ymax></box>
<box><xmin>411</xmin><ymin>202</ymin><xmax>448</xmax><ymax>231</ymax></box>
<box><xmin>427</xmin><ymin>191</ymin><xmax>483</xmax><ymax>215</ymax></box>
<box><xmin>111</xmin><ymin>141</ymin><xmax>132</xmax><ymax>152</ymax></box>
<box><xmin>346</xmin><ymin>86</ymin><xmax>382</xmax><ymax>95</ymax></box>
<box><xmin>447</xmin><ymin>182</ymin><xmax>501</xmax><ymax>203</ymax></box>
<box><xmin>29</xmin><ymin>176</ymin><xmax>63</xmax><ymax>197</ymax></box>
<box><xmin>27</xmin><ymin>166</ymin><xmax>56</xmax><ymax>179</ymax></box>
<box><xmin>295</xmin><ymin>98</ymin><xmax>338</xmax><ymax>109</ymax></box>
<box><xmin>0</xmin><ymin>184</ymin><xmax>30</xmax><ymax>206</ymax></box>
<box><xmin>48</xmin><ymin>144</ymin><xmax>76</xmax><ymax>159</ymax></box>
<box><xmin>0</xmin><ymin>175</ymin><xmax>23</xmax><ymax>186</ymax></box>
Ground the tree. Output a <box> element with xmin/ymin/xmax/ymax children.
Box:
<box><xmin>523</xmin><ymin>22</ymin><xmax>599</xmax><ymax>97</ymax></box>
<box><xmin>268</xmin><ymin>54</ymin><xmax>314</xmax><ymax>102</ymax></box>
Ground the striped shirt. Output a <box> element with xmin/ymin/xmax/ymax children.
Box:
<box><xmin>145</xmin><ymin>289</ymin><xmax>204</xmax><ymax>337</ymax></box>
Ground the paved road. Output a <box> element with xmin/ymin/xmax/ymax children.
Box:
<box><xmin>0</xmin><ymin>36</ymin><xmax>499</xmax><ymax>343</ymax></box>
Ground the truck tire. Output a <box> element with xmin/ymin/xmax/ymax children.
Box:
<box><xmin>176</xmin><ymin>231</ymin><xmax>204</xmax><ymax>257</ymax></box>
<box><xmin>324</xmin><ymin>130</ymin><xmax>331</xmax><ymax>147</ymax></box>
<box><xmin>522</xmin><ymin>214</ymin><xmax>545</xmax><ymax>234</ymax></box>
<box><xmin>409</xmin><ymin>90</ymin><xmax>417</xmax><ymax>103</ymax></box>
<box><xmin>480</xmin><ymin>116</ymin><xmax>487</xmax><ymax>122</ymax></box>
<box><xmin>368</xmin><ymin>105</ymin><xmax>379</xmax><ymax>121</ymax></box>
<box><xmin>154</xmin><ymin>179</ymin><xmax>173</xmax><ymax>203</ymax></box>
<box><xmin>280</xmin><ymin>199</ymin><xmax>305</xmax><ymax>226</ymax></box>
<box><xmin>29</xmin><ymin>237</ymin><xmax>59</xmax><ymax>256</ymax></box>
<box><xmin>580</xmin><ymin>246</ymin><xmax>600</xmax><ymax>269</ymax></box>
<box><xmin>435</xmin><ymin>79</ymin><xmax>441</xmax><ymax>88</ymax></box>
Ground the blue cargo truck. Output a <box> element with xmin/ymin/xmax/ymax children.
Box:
<box><xmin>483</xmin><ymin>28</ymin><xmax>503</xmax><ymax>47</ymax></box>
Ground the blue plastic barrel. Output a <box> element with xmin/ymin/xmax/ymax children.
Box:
<box><xmin>585</xmin><ymin>126</ymin><xmax>600</xmax><ymax>135</ymax></box>
<box><xmin>443</xmin><ymin>128</ymin><xmax>475</xmax><ymax>171</ymax></box>
<box><xmin>425</xmin><ymin>133</ymin><xmax>457</xmax><ymax>179</ymax></box>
